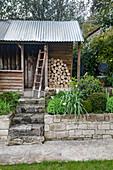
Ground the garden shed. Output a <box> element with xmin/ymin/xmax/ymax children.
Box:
<box><xmin>0</xmin><ymin>20</ymin><xmax>84</xmax><ymax>95</ymax></box>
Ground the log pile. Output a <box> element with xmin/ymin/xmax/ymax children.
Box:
<box><xmin>48</xmin><ymin>58</ymin><xmax>71</xmax><ymax>88</ymax></box>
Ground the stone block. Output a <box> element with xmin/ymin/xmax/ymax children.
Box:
<box><xmin>110</xmin><ymin>114</ymin><xmax>113</xmax><ymax>122</ymax></box>
<box><xmin>0</xmin><ymin>130</ymin><xmax>8</xmax><ymax>136</ymax></box>
<box><xmin>103</xmin><ymin>135</ymin><xmax>112</xmax><ymax>139</ymax></box>
<box><xmin>95</xmin><ymin>114</ymin><xmax>104</xmax><ymax>122</ymax></box>
<box><xmin>44</xmin><ymin>115</ymin><xmax>53</xmax><ymax>124</ymax></box>
<box><xmin>69</xmin><ymin>130</ymin><xmax>75</xmax><ymax>137</ymax></box>
<box><xmin>54</xmin><ymin>115</ymin><xmax>61</xmax><ymax>123</ymax></box>
<box><xmin>50</xmin><ymin>123</ymin><xmax>65</xmax><ymax>131</ymax></box>
<box><xmin>66</xmin><ymin>123</ymin><xmax>78</xmax><ymax>130</ymax></box>
<box><xmin>56</xmin><ymin>131</ymin><xmax>68</xmax><ymax>139</ymax></box>
<box><xmin>82</xmin><ymin>130</ymin><xmax>94</xmax><ymax>135</ymax></box>
<box><xmin>110</xmin><ymin>124</ymin><xmax>113</xmax><ymax>129</ymax></box>
<box><xmin>98</xmin><ymin>123</ymin><xmax>110</xmax><ymax>130</ymax></box>
<box><xmin>75</xmin><ymin>130</ymin><xmax>82</xmax><ymax>136</ymax></box>
<box><xmin>104</xmin><ymin>113</ymin><xmax>110</xmax><ymax>121</ymax></box>
<box><xmin>87</xmin><ymin>123</ymin><xmax>97</xmax><ymax>130</ymax></box>
<box><xmin>86</xmin><ymin>114</ymin><xmax>96</xmax><ymax>122</ymax></box>
<box><xmin>78</xmin><ymin>115</ymin><xmax>86</xmax><ymax>122</ymax></box>
<box><xmin>77</xmin><ymin>123</ymin><xmax>87</xmax><ymax>129</ymax></box>
<box><xmin>105</xmin><ymin>130</ymin><xmax>113</xmax><ymax>135</ymax></box>
<box><xmin>93</xmin><ymin>134</ymin><xmax>103</xmax><ymax>139</ymax></box>
<box><xmin>95</xmin><ymin>129</ymin><xmax>105</xmax><ymax>135</ymax></box>
<box><xmin>45</xmin><ymin>131</ymin><xmax>57</xmax><ymax>139</ymax></box>
<box><xmin>0</xmin><ymin>120</ymin><xmax>10</xmax><ymax>130</ymax></box>
<box><xmin>0</xmin><ymin>136</ymin><xmax>7</xmax><ymax>141</ymax></box>
<box><xmin>45</xmin><ymin>125</ymin><xmax>49</xmax><ymax>132</ymax></box>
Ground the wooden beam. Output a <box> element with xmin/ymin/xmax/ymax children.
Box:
<box><xmin>20</xmin><ymin>44</ymin><xmax>24</xmax><ymax>92</ymax></box>
<box><xmin>44</xmin><ymin>44</ymin><xmax>48</xmax><ymax>89</ymax></box>
<box><xmin>77</xmin><ymin>42</ymin><xmax>81</xmax><ymax>82</ymax></box>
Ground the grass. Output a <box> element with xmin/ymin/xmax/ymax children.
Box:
<box><xmin>0</xmin><ymin>160</ymin><xmax>113</xmax><ymax>170</ymax></box>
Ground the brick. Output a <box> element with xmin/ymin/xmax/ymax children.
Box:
<box><xmin>82</xmin><ymin>130</ymin><xmax>94</xmax><ymax>135</ymax></box>
<box><xmin>50</xmin><ymin>123</ymin><xmax>65</xmax><ymax>131</ymax></box>
<box><xmin>0</xmin><ymin>130</ymin><xmax>8</xmax><ymax>136</ymax></box>
<box><xmin>0</xmin><ymin>119</ymin><xmax>10</xmax><ymax>130</ymax></box>
<box><xmin>103</xmin><ymin>135</ymin><xmax>112</xmax><ymax>139</ymax></box>
<box><xmin>66</xmin><ymin>123</ymin><xmax>78</xmax><ymax>130</ymax></box>
<box><xmin>57</xmin><ymin>131</ymin><xmax>68</xmax><ymax>139</ymax></box>
<box><xmin>105</xmin><ymin>130</ymin><xmax>113</xmax><ymax>135</ymax></box>
<box><xmin>54</xmin><ymin>115</ymin><xmax>61</xmax><ymax>123</ymax></box>
<box><xmin>44</xmin><ymin>125</ymin><xmax>49</xmax><ymax>132</ymax></box>
<box><xmin>95</xmin><ymin>129</ymin><xmax>105</xmax><ymax>135</ymax></box>
<box><xmin>44</xmin><ymin>115</ymin><xmax>53</xmax><ymax>124</ymax></box>
<box><xmin>98</xmin><ymin>124</ymin><xmax>110</xmax><ymax>130</ymax></box>
<box><xmin>110</xmin><ymin>114</ymin><xmax>113</xmax><ymax>123</ymax></box>
<box><xmin>69</xmin><ymin>130</ymin><xmax>75</xmax><ymax>137</ymax></box>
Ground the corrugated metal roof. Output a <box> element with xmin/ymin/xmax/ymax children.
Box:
<box><xmin>0</xmin><ymin>20</ymin><xmax>84</xmax><ymax>42</ymax></box>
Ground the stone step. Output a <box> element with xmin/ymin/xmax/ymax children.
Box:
<box><xmin>12</xmin><ymin>114</ymin><xmax>44</xmax><ymax>125</ymax></box>
<box><xmin>16</xmin><ymin>105</ymin><xmax>45</xmax><ymax>114</ymax></box>
<box><xmin>8</xmin><ymin>136</ymin><xmax>44</xmax><ymax>145</ymax></box>
<box><xmin>18</xmin><ymin>98</ymin><xmax>45</xmax><ymax>105</ymax></box>
<box><xmin>24</xmin><ymin>90</ymin><xmax>45</xmax><ymax>98</ymax></box>
<box><xmin>9</xmin><ymin>124</ymin><xmax>44</xmax><ymax>137</ymax></box>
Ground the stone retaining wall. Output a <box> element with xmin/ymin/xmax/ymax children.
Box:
<box><xmin>0</xmin><ymin>114</ymin><xmax>13</xmax><ymax>141</ymax></box>
<box><xmin>44</xmin><ymin>113</ymin><xmax>113</xmax><ymax>140</ymax></box>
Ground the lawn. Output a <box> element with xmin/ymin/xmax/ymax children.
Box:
<box><xmin>0</xmin><ymin>160</ymin><xmax>113</xmax><ymax>170</ymax></box>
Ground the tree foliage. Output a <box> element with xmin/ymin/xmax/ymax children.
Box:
<box><xmin>0</xmin><ymin>0</ymin><xmax>88</xmax><ymax>23</ymax></box>
<box><xmin>91</xmin><ymin>0</ymin><xmax>113</xmax><ymax>29</ymax></box>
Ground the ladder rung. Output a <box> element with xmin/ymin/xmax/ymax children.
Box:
<box><xmin>39</xmin><ymin>59</ymin><xmax>44</xmax><ymax>61</ymax></box>
<box><xmin>40</xmin><ymin>51</ymin><xmax>44</xmax><ymax>53</ymax></box>
<box><xmin>37</xmin><ymin>67</ymin><xmax>42</xmax><ymax>68</ymax></box>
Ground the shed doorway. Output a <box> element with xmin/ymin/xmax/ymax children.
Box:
<box><xmin>24</xmin><ymin>44</ymin><xmax>44</xmax><ymax>88</ymax></box>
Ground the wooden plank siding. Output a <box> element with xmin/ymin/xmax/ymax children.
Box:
<box><xmin>48</xmin><ymin>42</ymin><xmax>73</xmax><ymax>76</ymax></box>
<box><xmin>0</xmin><ymin>71</ymin><xmax>23</xmax><ymax>94</ymax></box>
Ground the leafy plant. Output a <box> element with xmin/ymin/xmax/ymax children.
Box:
<box><xmin>105</xmin><ymin>73</ymin><xmax>113</xmax><ymax>87</ymax></box>
<box><xmin>106</xmin><ymin>97</ymin><xmax>113</xmax><ymax>113</ymax></box>
<box><xmin>47</xmin><ymin>98</ymin><xmax>65</xmax><ymax>115</ymax></box>
<box><xmin>0</xmin><ymin>91</ymin><xmax>20</xmax><ymax>109</ymax></box>
<box><xmin>88</xmin><ymin>93</ymin><xmax>107</xmax><ymax>113</ymax></box>
<box><xmin>82</xmin><ymin>100</ymin><xmax>92</xmax><ymax>113</ymax></box>
<box><xmin>0</xmin><ymin>100</ymin><xmax>11</xmax><ymax>115</ymax></box>
<box><xmin>61</xmin><ymin>90</ymin><xmax>87</xmax><ymax>122</ymax></box>
<box><xmin>70</xmin><ymin>75</ymin><xmax>102</xmax><ymax>100</ymax></box>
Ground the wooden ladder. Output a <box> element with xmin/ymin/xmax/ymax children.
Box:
<box><xmin>32</xmin><ymin>50</ymin><xmax>46</xmax><ymax>98</ymax></box>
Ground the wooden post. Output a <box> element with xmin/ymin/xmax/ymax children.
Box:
<box><xmin>77</xmin><ymin>42</ymin><xmax>81</xmax><ymax>82</ymax></box>
<box><xmin>20</xmin><ymin>44</ymin><xmax>24</xmax><ymax>91</ymax></box>
<box><xmin>44</xmin><ymin>44</ymin><xmax>48</xmax><ymax>89</ymax></box>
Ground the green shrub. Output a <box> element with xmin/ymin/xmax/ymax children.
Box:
<box><xmin>47</xmin><ymin>98</ymin><xmax>65</xmax><ymax>115</ymax></box>
<box><xmin>0</xmin><ymin>91</ymin><xmax>20</xmax><ymax>115</ymax></box>
<box><xmin>70</xmin><ymin>75</ymin><xmax>102</xmax><ymax>100</ymax></box>
<box><xmin>106</xmin><ymin>97</ymin><xmax>113</xmax><ymax>113</ymax></box>
<box><xmin>88</xmin><ymin>93</ymin><xmax>107</xmax><ymax>113</ymax></box>
<box><xmin>82</xmin><ymin>100</ymin><xmax>92</xmax><ymax>113</ymax></box>
<box><xmin>0</xmin><ymin>100</ymin><xmax>11</xmax><ymax>115</ymax></box>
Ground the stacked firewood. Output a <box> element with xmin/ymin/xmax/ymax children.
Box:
<box><xmin>48</xmin><ymin>58</ymin><xmax>71</xmax><ymax>88</ymax></box>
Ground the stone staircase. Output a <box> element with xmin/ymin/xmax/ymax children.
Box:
<box><xmin>8</xmin><ymin>90</ymin><xmax>45</xmax><ymax>145</ymax></box>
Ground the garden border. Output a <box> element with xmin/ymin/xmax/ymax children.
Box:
<box><xmin>44</xmin><ymin>113</ymin><xmax>113</xmax><ymax>140</ymax></box>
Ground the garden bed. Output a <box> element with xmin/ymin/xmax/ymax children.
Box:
<box><xmin>0</xmin><ymin>113</ymin><xmax>13</xmax><ymax>141</ymax></box>
<box><xmin>44</xmin><ymin>113</ymin><xmax>113</xmax><ymax>141</ymax></box>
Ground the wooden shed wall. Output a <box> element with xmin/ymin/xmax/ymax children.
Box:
<box><xmin>48</xmin><ymin>42</ymin><xmax>73</xmax><ymax>75</ymax></box>
<box><xmin>0</xmin><ymin>71</ymin><xmax>23</xmax><ymax>94</ymax></box>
